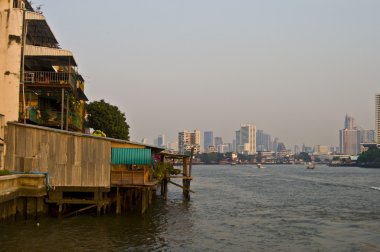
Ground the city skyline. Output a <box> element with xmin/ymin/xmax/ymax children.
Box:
<box><xmin>34</xmin><ymin>1</ymin><xmax>380</xmax><ymax>148</ymax></box>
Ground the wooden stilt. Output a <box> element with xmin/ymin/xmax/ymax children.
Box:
<box><xmin>116</xmin><ymin>186</ymin><xmax>121</xmax><ymax>215</ymax></box>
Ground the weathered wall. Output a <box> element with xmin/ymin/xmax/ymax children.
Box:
<box><xmin>0</xmin><ymin>114</ymin><xmax>4</xmax><ymax>169</ymax></box>
<box><xmin>0</xmin><ymin>0</ymin><xmax>22</xmax><ymax>123</ymax></box>
<box><xmin>5</xmin><ymin>123</ymin><xmax>112</xmax><ymax>188</ymax></box>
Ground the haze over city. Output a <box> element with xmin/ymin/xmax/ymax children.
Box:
<box><xmin>34</xmin><ymin>0</ymin><xmax>380</xmax><ymax>147</ymax></box>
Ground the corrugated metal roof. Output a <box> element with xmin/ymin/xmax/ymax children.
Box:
<box><xmin>112</xmin><ymin>148</ymin><xmax>152</xmax><ymax>165</ymax></box>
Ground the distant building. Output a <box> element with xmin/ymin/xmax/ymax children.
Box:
<box><xmin>360</xmin><ymin>129</ymin><xmax>375</xmax><ymax>144</ymax></box>
<box><xmin>294</xmin><ymin>145</ymin><xmax>300</xmax><ymax>155</ymax></box>
<box><xmin>340</xmin><ymin>129</ymin><xmax>360</xmax><ymax>155</ymax></box>
<box><xmin>214</xmin><ymin>137</ymin><xmax>223</xmax><ymax>147</ymax></box>
<box><xmin>235</xmin><ymin>124</ymin><xmax>256</xmax><ymax>154</ymax></box>
<box><xmin>167</xmin><ymin>142</ymin><xmax>178</xmax><ymax>151</ymax></box>
<box><xmin>157</xmin><ymin>134</ymin><xmax>166</xmax><ymax>147</ymax></box>
<box><xmin>178</xmin><ymin>129</ymin><xmax>201</xmax><ymax>154</ymax></box>
<box><xmin>316</xmin><ymin>145</ymin><xmax>329</xmax><ymax>155</ymax></box>
<box><xmin>204</xmin><ymin>131</ymin><xmax>214</xmax><ymax>153</ymax></box>
<box><xmin>141</xmin><ymin>138</ymin><xmax>148</xmax><ymax>144</ymax></box>
<box><xmin>376</xmin><ymin>94</ymin><xmax>380</xmax><ymax>143</ymax></box>
<box><xmin>345</xmin><ymin>114</ymin><xmax>355</xmax><ymax>130</ymax></box>
<box><xmin>339</xmin><ymin>115</ymin><xmax>363</xmax><ymax>155</ymax></box>
<box><xmin>256</xmin><ymin>130</ymin><xmax>272</xmax><ymax>151</ymax></box>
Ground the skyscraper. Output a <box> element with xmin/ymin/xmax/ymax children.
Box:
<box><xmin>345</xmin><ymin>114</ymin><xmax>355</xmax><ymax>130</ymax></box>
<box><xmin>376</xmin><ymin>94</ymin><xmax>380</xmax><ymax>143</ymax></box>
<box><xmin>157</xmin><ymin>134</ymin><xmax>166</xmax><ymax>147</ymax></box>
<box><xmin>340</xmin><ymin>115</ymin><xmax>360</xmax><ymax>155</ymax></box>
<box><xmin>204</xmin><ymin>131</ymin><xmax>214</xmax><ymax>152</ymax></box>
<box><xmin>214</xmin><ymin>137</ymin><xmax>223</xmax><ymax>147</ymax></box>
<box><xmin>235</xmin><ymin>124</ymin><xmax>256</xmax><ymax>154</ymax></box>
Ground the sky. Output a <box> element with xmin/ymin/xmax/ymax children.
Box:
<box><xmin>34</xmin><ymin>0</ymin><xmax>380</xmax><ymax>148</ymax></box>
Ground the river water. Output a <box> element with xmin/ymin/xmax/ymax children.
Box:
<box><xmin>1</xmin><ymin>165</ymin><xmax>380</xmax><ymax>251</ymax></box>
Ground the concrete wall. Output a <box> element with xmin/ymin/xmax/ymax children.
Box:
<box><xmin>0</xmin><ymin>0</ymin><xmax>22</xmax><ymax>123</ymax></box>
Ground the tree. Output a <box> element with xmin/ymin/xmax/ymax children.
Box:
<box><xmin>86</xmin><ymin>100</ymin><xmax>130</xmax><ymax>140</ymax></box>
<box><xmin>296</xmin><ymin>152</ymin><xmax>311</xmax><ymax>162</ymax></box>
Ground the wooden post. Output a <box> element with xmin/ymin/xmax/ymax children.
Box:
<box><xmin>116</xmin><ymin>186</ymin><xmax>121</xmax><ymax>215</ymax></box>
<box><xmin>189</xmin><ymin>147</ymin><xmax>194</xmax><ymax>178</ymax></box>
<box><xmin>183</xmin><ymin>157</ymin><xmax>187</xmax><ymax>177</ymax></box>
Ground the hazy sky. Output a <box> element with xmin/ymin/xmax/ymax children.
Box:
<box><xmin>35</xmin><ymin>0</ymin><xmax>380</xmax><ymax>148</ymax></box>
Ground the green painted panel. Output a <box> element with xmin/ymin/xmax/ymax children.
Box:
<box><xmin>111</xmin><ymin>148</ymin><xmax>151</xmax><ymax>165</ymax></box>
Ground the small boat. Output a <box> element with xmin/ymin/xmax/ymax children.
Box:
<box><xmin>230</xmin><ymin>162</ymin><xmax>237</xmax><ymax>166</ymax></box>
<box><xmin>306</xmin><ymin>162</ymin><xmax>315</xmax><ymax>169</ymax></box>
<box><xmin>257</xmin><ymin>163</ymin><xmax>265</xmax><ymax>169</ymax></box>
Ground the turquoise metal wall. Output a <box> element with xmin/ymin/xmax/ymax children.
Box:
<box><xmin>111</xmin><ymin>148</ymin><xmax>152</xmax><ymax>165</ymax></box>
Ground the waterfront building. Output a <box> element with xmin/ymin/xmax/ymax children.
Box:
<box><xmin>0</xmin><ymin>0</ymin><xmax>87</xmax><ymax>131</ymax></box>
<box><xmin>204</xmin><ymin>131</ymin><xmax>214</xmax><ymax>153</ymax></box>
<box><xmin>178</xmin><ymin>129</ymin><xmax>201</xmax><ymax>154</ymax></box>
<box><xmin>235</xmin><ymin>124</ymin><xmax>256</xmax><ymax>155</ymax></box>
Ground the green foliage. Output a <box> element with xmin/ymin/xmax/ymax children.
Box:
<box><xmin>0</xmin><ymin>170</ymin><xmax>11</xmax><ymax>176</ymax></box>
<box><xmin>86</xmin><ymin>99</ymin><xmax>130</xmax><ymax>140</ymax></box>
<box><xmin>358</xmin><ymin>148</ymin><xmax>380</xmax><ymax>165</ymax></box>
<box><xmin>296</xmin><ymin>152</ymin><xmax>311</xmax><ymax>162</ymax></box>
<box><xmin>197</xmin><ymin>152</ymin><xmax>225</xmax><ymax>164</ymax></box>
<box><xmin>153</xmin><ymin>162</ymin><xmax>180</xmax><ymax>181</ymax></box>
<box><xmin>92</xmin><ymin>130</ymin><xmax>106</xmax><ymax>137</ymax></box>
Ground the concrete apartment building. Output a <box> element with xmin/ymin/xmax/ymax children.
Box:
<box><xmin>178</xmin><ymin>130</ymin><xmax>201</xmax><ymax>154</ymax></box>
<box><xmin>0</xmin><ymin>0</ymin><xmax>87</xmax><ymax>132</ymax></box>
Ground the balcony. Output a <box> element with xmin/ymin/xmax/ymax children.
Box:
<box><xmin>26</xmin><ymin>107</ymin><xmax>83</xmax><ymax>131</ymax></box>
<box><xmin>24</xmin><ymin>71</ymin><xmax>77</xmax><ymax>91</ymax></box>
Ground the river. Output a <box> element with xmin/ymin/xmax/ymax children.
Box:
<box><xmin>1</xmin><ymin>165</ymin><xmax>380</xmax><ymax>251</ymax></box>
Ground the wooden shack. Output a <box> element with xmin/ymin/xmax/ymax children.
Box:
<box><xmin>4</xmin><ymin>122</ymin><xmax>164</xmax><ymax>216</ymax></box>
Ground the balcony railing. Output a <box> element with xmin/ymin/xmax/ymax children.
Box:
<box><xmin>24</xmin><ymin>71</ymin><xmax>76</xmax><ymax>90</ymax></box>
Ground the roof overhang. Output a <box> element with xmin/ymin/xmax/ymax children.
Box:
<box><xmin>25</xmin><ymin>45</ymin><xmax>77</xmax><ymax>66</ymax></box>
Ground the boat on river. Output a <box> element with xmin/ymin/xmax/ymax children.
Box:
<box><xmin>306</xmin><ymin>162</ymin><xmax>315</xmax><ymax>169</ymax></box>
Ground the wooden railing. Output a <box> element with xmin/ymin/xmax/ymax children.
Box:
<box><xmin>111</xmin><ymin>167</ymin><xmax>149</xmax><ymax>186</ymax></box>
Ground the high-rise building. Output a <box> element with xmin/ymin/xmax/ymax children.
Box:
<box><xmin>204</xmin><ymin>131</ymin><xmax>214</xmax><ymax>152</ymax></box>
<box><xmin>214</xmin><ymin>137</ymin><xmax>223</xmax><ymax>147</ymax></box>
<box><xmin>256</xmin><ymin>130</ymin><xmax>272</xmax><ymax>151</ymax></box>
<box><xmin>340</xmin><ymin>129</ymin><xmax>360</xmax><ymax>155</ymax></box>
<box><xmin>157</xmin><ymin>134</ymin><xmax>166</xmax><ymax>147</ymax></box>
<box><xmin>360</xmin><ymin>129</ymin><xmax>375</xmax><ymax>143</ymax></box>
<box><xmin>340</xmin><ymin>115</ymin><xmax>362</xmax><ymax>155</ymax></box>
<box><xmin>235</xmin><ymin>124</ymin><xmax>256</xmax><ymax>154</ymax></box>
<box><xmin>345</xmin><ymin>114</ymin><xmax>355</xmax><ymax>130</ymax></box>
<box><xmin>178</xmin><ymin>129</ymin><xmax>201</xmax><ymax>154</ymax></box>
<box><xmin>376</xmin><ymin>94</ymin><xmax>380</xmax><ymax>143</ymax></box>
